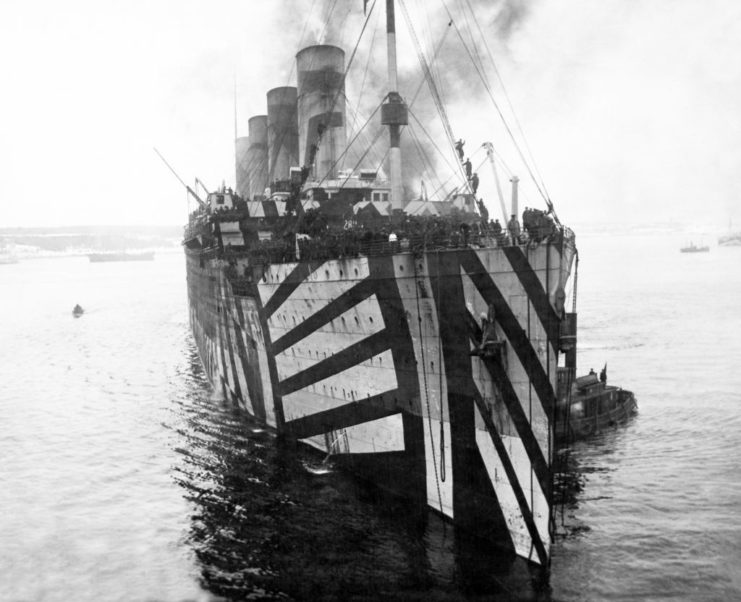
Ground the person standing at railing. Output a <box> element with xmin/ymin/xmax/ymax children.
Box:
<box><xmin>507</xmin><ymin>214</ymin><xmax>521</xmax><ymax>244</ymax></box>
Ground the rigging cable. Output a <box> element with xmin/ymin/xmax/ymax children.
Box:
<box><xmin>398</xmin><ymin>0</ymin><xmax>469</xmax><ymax>191</ymax></box>
<box><xmin>318</xmin><ymin>0</ymin><xmax>341</xmax><ymax>43</ymax></box>
<box><xmin>460</xmin><ymin>0</ymin><xmax>558</xmax><ymax>222</ymax></box>
<box><xmin>436</xmin><ymin>249</ymin><xmax>445</xmax><ymax>483</ymax></box>
<box><xmin>308</xmin><ymin>0</ymin><xmax>379</xmax><ymax>186</ymax></box>
<box><xmin>316</xmin><ymin>101</ymin><xmax>384</xmax><ymax>189</ymax></box>
<box><xmin>262</xmin><ymin>0</ymin><xmax>319</xmax><ymax>183</ymax></box>
<box><xmin>428</xmin><ymin>150</ymin><xmax>487</xmax><ymax>201</ymax></box>
<box><xmin>347</xmin><ymin>5</ymin><xmax>381</xmax><ymax>143</ymax></box>
<box><xmin>440</xmin><ymin>0</ymin><xmax>551</xmax><ymax>207</ymax></box>
<box><xmin>407</xmin><ymin>122</ymin><xmax>447</xmax><ymax>200</ymax></box>
<box><xmin>407</xmin><ymin>107</ymin><xmax>463</xmax><ymax>192</ymax></box>
<box><xmin>336</xmin><ymin>124</ymin><xmax>387</xmax><ymax>194</ymax></box>
<box><xmin>413</xmin><ymin>256</ymin><xmax>445</xmax><ymax>515</ymax></box>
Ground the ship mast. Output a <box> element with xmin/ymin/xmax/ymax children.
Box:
<box><xmin>381</xmin><ymin>0</ymin><xmax>408</xmax><ymax>213</ymax></box>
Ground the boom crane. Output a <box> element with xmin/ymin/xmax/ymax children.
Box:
<box><xmin>153</xmin><ymin>147</ymin><xmax>206</xmax><ymax>207</ymax></box>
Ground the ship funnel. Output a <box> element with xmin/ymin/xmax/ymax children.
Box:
<box><xmin>235</xmin><ymin>135</ymin><xmax>251</xmax><ymax>199</ymax></box>
<box><xmin>296</xmin><ymin>45</ymin><xmax>347</xmax><ymax>182</ymax></box>
<box><xmin>246</xmin><ymin>115</ymin><xmax>268</xmax><ymax>199</ymax></box>
<box><xmin>267</xmin><ymin>87</ymin><xmax>299</xmax><ymax>184</ymax></box>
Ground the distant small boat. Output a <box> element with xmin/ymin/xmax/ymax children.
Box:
<box><xmin>72</xmin><ymin>304</ymin><xmax>84</xmax><ymax>317</ymax></box>
<box><xmin>718</xmin><ymin>217</ymin><xmax>741</xmax><ymax>246</ymax></box>
<box><xmin>88</xmin><ymin>251</ymin><xmax>154</xmax><ymax>262</ymax></box>
<box><xmin>718</xmin><ymin>232</ymin><xmax>741</xmax><ymax>246</ymax></box>
<box><xmin>680</xmin><ymin>242</ymin><xmax>709</xmax><ymax>253</ymax></box>
<box><xmin>556</xmin><ymin>370</ymin><xmax>637</xmax><ymax>442</ymax></box>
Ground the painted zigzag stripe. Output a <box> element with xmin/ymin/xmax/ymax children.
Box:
<box><xmin>239</xmin><ymin>275</ymin><xmax>284</xmax><ymax>428</ymax></box>
<box><xmin>426</xmin><ymin>251</ymin><xmax>517</xmax><ymax>552</ymax></box>
<box><xmin>262</xmin><ymin>260</ymin><xmax>324</xmax><ymax>319</ymax></box>
<box><xmin>471</xmin><ymin>389</ymin><xmax>549</xmax><ymax>565</ymax></box>
<box><xmin>283</xmin><ymin>390</ymin><xmax>401</xmax><ymax>440</ymax></box>
<box><xmin>271</xmin><ymin>277</ymin><xmax>376</xmax><ymax>355</ymax></box>
<box><xmin>459</xmin><ymin>250</ymin><xmax>557</xmax><ymax>418</ymax></box>
<box><xmin>220</xmin><ymin>286</ymin><xmax>242</xmax><ymax>403</ymax></box>
<box><xmin>466</xmin><ymin>313</ymin><xmax>550</xmax><ymax>499</ymax></box>
<box><xmin>278</xmin><ymin>330</ymin><xmax>390</xmax><ymax>397</ymax></box>
<box><xmin>262</xmin><ymin>255</ymin><xmax>425</xmax><ymax>506</ymax></box>
<box><xmin>500</xmin><ymin>246</ymin><xmax>560</xmax><ymax>343</ymax></box>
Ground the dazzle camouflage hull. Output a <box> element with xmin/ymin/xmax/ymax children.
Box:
<box><xmin>186</xmin><ymin>237</ymin><xmax>576</xmax><ymax>565</ymax></box>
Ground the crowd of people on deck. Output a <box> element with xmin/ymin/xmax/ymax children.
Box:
<box><xmin>187</xmin><ymin>173</ymin><xmax>560</xmax><ymax>269</ymax></box>
<box><xmin>230</xmin><ymin>208</ymin><xmax>559</xmax><ymax>267</ymax></box>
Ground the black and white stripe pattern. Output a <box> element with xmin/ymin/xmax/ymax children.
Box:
<box><xmin>184</xmin><ymin>237</ymin><xmax>577</xmax><ymax>567</ymax></box>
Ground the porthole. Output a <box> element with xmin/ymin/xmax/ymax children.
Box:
<box><xmin>325</xmin><ymin>270</ymin><xmax>330</xmax><ymax>279</ymax></box>
<box><xmin>399</xmin><ymin>265</ymin><xmax>404</xmax><ymax>272</ymax></box>
<box><xmin>354</xmin><ymin>268</ymin><xmax>359</xmax><ymax>276</ymax></box>
<box><xmin>339</xmin><ymin>270</ymin><xmax>344</xmax><ymax>278</ymax></box>
<box><xmin>369</xmin><ymin>316</ymin><xmax>374</xmax><ymax>324</ymax></box>
<box><xmin>354</xmin><ymin>316</ymin><xmax>359</xmax><ymax>325</ymax></box>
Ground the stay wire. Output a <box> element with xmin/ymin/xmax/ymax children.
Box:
<box><xmin>413</xmin><ymin>256</ymin><xmax>445</xmax><ymax>516</ymax></box>
<box><xmin>407</xmin><ymin>124</ymin><xmax>447</xmax><ymax>203</ymax></box>
<box><xmin>316</xmin><ymin>100</ymin><xmax>384</xmax><ymax>189</ymax></box>
<box><xmin>348</xmin><ymin>6</ymin><xmax>381</xmax><ymax>141</ymax></box>
<box><xmin>309</xmin><ymin>0</ymin><xmax>378</xmax><ymax>185</ymax></box>
<box><xmin>440</xmin><ymin>0</ymin><xmax>549</xmax><ymax>205</ymax></box>
<box><xmin>436</xmin><ymin>250</ymin><xmax>445</xmax><ymax>483</ymax></box>
<box><xmin>399</xmin><ymin>0</ymin><xmax>468</xmax><ymax>190</ymax></box>
<box><xmin>462</xmin><ymin>0</ymin><xmax>557</xmax><ymax>218</ymax></box>
<box><xmin>407</xmin><ymin>107</ymin><xmax>462</xmax><ymax>193</ymax></box>
<box><xmin>336</xmin><ymin>124</ymin><xmax>386</xmax><ymax>194</ymax></box>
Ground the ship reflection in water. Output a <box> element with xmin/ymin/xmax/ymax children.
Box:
<box><xmin>172</xmin><ymin>349</ymin><xmax>554</xmax><ymax>600</ymax></box>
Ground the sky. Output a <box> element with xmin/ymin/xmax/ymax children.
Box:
<box><xmin>0</xmin><ymin>0</ymin><xmax>739</xmax><ymax>230</ymax></box>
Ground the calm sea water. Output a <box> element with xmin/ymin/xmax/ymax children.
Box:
<box><xmin>1</xmin><ymin>231</ymin><xmax>739</xmax><ymax>601</ymax></box>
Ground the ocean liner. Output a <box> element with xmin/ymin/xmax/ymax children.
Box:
<box><xmin>180</xmin><ymin>1</ymin><xmax>577</xmax><ymax>566</ymax></box>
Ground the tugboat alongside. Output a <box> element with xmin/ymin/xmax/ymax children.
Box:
<box><xmin>556</xmin><ymin>367</ymin><xmax>637</xmax><ymax>442</ymax></box>
<box><xmin>176</xmin><ymin>1</ymin><xmax>579</xmax><ymax>567</ymax></box>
